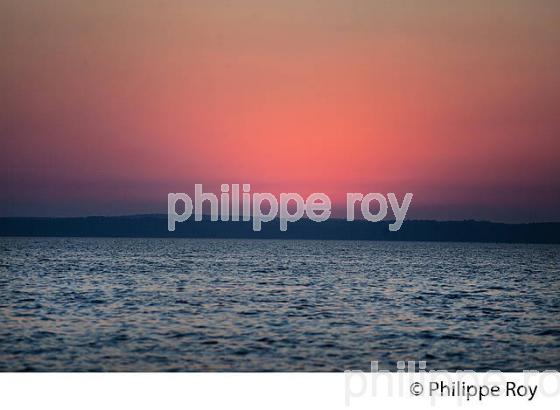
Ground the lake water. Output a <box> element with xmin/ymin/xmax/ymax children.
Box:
<box><xmin>1</xmin><ymin>237</ymin><xmax>559</xmax><ymax>371</ymax></box>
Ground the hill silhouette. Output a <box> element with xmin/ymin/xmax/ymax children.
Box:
<box><xmin>0</xmin><ymin>215</ymin><xmax>559</xmax><ymax>244</ymax></box>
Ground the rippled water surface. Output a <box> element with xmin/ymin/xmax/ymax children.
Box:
<box><xmin>1</xmin><ymin>237</ymin><xmax>559</xmax><ymax>371</ymax></box>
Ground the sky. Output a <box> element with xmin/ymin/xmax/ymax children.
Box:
<box><xmin>1</xmin><ymin>0</ymin><xmax>559</xmax><ymax>221</ymax></box>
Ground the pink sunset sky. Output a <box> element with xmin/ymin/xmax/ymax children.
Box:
<box><xmin>1</xmin><ymin>0</ymin><xmax>559</xmax><ymax>221</ymax></box>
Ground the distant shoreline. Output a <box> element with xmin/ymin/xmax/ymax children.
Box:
<box><xmin>1</xmin><ymin>215</ymin><xmax>559</xmax><ymax>244</ymax></box>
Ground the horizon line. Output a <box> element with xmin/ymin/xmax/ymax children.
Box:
<box><xmin>1</xmin><ymin>214</ymin><xmax>560</xmax><ymax>226</ymax></box>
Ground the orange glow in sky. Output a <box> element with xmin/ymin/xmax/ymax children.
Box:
<box><xmin>1</xmin><ymin>1</ymin><xmax>559</xmax><ymax>220</ymax></box>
